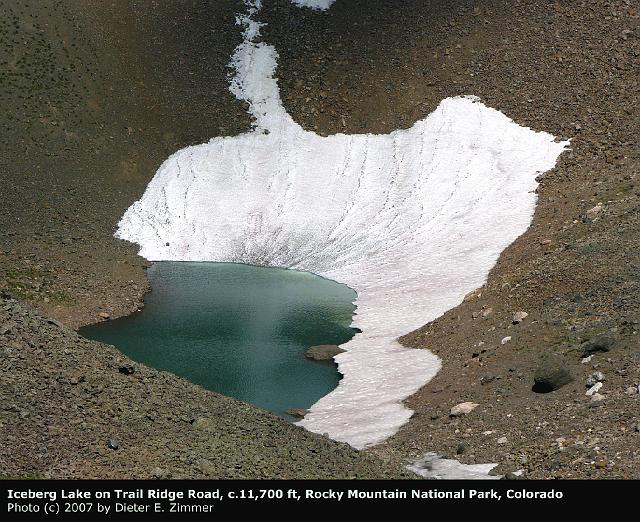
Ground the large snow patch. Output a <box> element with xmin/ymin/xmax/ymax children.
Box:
<box><xmin>116</xmin><ymin>0</ymin><xmax>568</xmax><ymax>448</ymax></box>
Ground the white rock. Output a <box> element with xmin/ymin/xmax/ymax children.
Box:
<box><xmin>501</xmin><ymin>336</ymin><xmax>512</xmax><ymax>345</ymax></box>
<box><xmin>450</xmin><ymin>402</ymin><xmax>479</xmax><ymax>417</ymax></box>
<box><xmin>512</xmin><ymin>311</ymin><xmax>529</xmax><ymax>323</ymax></box>
<box><xmin>586</xmin><ymin>203</ymin><xmax>603</xmax><ymax>220</ymax></box>
<box><xmin>497</xmin><ymin>436</ymin><xmax>508</xmax><ymax>444</ymax></box>
<box><xmin>586</xmin><ymin>382</ymin><xmax>603</xmax><ymax>396</ymax></box>
<box><xmin>581</xmin><ymin>355</ymin><xmax>594</xmax><ymax>364</ymax></box>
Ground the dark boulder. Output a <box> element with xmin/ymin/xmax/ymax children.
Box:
<box><xmin>304</xmin><ymin>344</ymin><xmax>345</xmax><ymax>361</ymax></box>
<box><xmin>533</xmin><ymin>353</ymin><xmax>573</xmax><ymax>393</ymax></box>
<box><xmin>581</xmin><ymin>335</ymin><xmax>616</xmax><ymax>356</ymax></box>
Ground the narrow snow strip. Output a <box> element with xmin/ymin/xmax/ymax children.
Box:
<box><xmin>116</xmin><ymin>0</ymin><xmax>568</xmax><ymax>448</ymax></box>
<box><xmin>291</xmin><ymin>0</ymin><xmax>337</xmax><ymax>9</ymax></box>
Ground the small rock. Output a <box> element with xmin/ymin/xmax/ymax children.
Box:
<box><xmin>586</xmin><ymin>372</ymin><xmax>605</xmax><ymax>387</ymax></box>
<box><xmin>98</xmin><ymin>312</ymin><xmax>110</xmax><ymax>320</ymax></box>
<box><xmin>456</xmin><ymin>443</ymin><xmax>468</xmax><ymax>455</ymax></box>
<box><xmin>482</xmin><ymin>307</ymin><xmax>493</xmax><ymax>318</ymax></box>
<box><xmin>463</xmin><ymin>287</ymin><xmax>482</xmax><ymax>302</ymax></box>
<box><xmin>625</xmin><ymin>386</ymin><xmax>639</xmax><ymax>396</ymax></box>
<box><xmin>497</xmin><ymin>437</ymin><xmax>508</xmax><ymax>444</ymax></box>
<box><xmin>197</xmin><ymin>458</ymin><xmax>217</xmax><ymax>476</ymax></box>
<box><xmin>480</xmin><ymin>374</ymin><xmax>497</xmax><ymax>385</ymax></box>
<box><xmin>502</xmin><ymin>471</ymin><xmax>526</xmax><ymax>480</ymax></box>
<box><xmin>151</xmin><ymin>467</ymin><xmax>168</xmax><ymax>479</ymax></box>
<box><xmin>107</xmin><ymin>439</ymin><xmax>119</xmax><ymax>450</ymax></box>
<box><xmin>586</xmin><ymin>382</ymin><xmax>603</xmax><ymax>396</ymax></box>
<box><xmin>512</xmin><ymin>311</ymin><xmax>528</xmax><ymax>324</ymax></box>
<box><xmin>586</xmin><ymin>203</ymin><xmax>603</xmax><ymax>221</ymax></box>
<box><xmin>501</xmin><ymin>336</ymin><xmax>512</xmax><ymax>345</ymax></box>
<box><xmin>581</xmin><ymin>335</ymin><xmax>616</xmax><ymax>356</ymax></box>
<box><xmin>46</xmin><ymin>319</ymin><xmax>64</xmax><ymax>329</ymax></box>
<box><xmin>594</xmin><ymin>457</ymin><xmax>608</xmax><ymax>469</ymax></box>
<box><xmin>533</xmin><ymin>353</ymin><xmax>573</xmax><ymax>393</ymax></box>
<box><xmin>450</xmin><ymin>402</ymin><xmax>479</xmax><ymax>417</ymax></box>
<box><xmin>581</xmin><ymin>355</ymin><xmax>594</xmax><ymax>364</ymax></box>
<box><xmin>118</xmin><ymin>365</ymin><xmax>135</xmax><ymax>375</ymax></box>
<box><xmin>589</xmin><ymin>393</ymin><xmax>605</xmax><ymax>407</ymax></box>
<box><xmin>191</xmin><ymin>417</ymin><xmax>214</xmax><ymax>431</ymax></box>
<box><xmin>304</xmin><ymin>344</ymin><xmax>345</xmax><ymax>361</ymax></box>
<box><xmin>286</xmin><ymin>408</ymin><xmax>308</xmax><ymax>418</ymax></box>
<box><xmin>0</xmin><ymin>321</ymin><xmax>16</xmax><ymax>335</ymax></box>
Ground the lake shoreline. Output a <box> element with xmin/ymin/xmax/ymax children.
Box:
<box><xmin>1</xmin><ymin>0</ymin><xmax>638</xmax><ymax>479</ymax></box>
<box><xmin>79</xmin><ymin>262</ymin><xmax>356</xmax><ymax>420</ymax></box>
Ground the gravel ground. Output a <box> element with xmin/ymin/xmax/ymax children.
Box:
<box><xmin>1</xmin><ymin>0</ymin><xmax>639</xmax><ymax>479</ymax></box>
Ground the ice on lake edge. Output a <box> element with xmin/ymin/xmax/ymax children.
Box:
<box><xmin>115</xmin><ymin>0</ymin><xmax>569</xmax><ymax>449</ymax></box>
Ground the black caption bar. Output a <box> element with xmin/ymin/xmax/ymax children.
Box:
<box><xmin>0</xmin><ymin>480</ymin><xmax>634</xmax><ymax>517</ymax></box>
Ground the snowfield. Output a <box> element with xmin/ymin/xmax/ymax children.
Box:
<box><xmin>116</xmin><ymin>0</ymin><xmax>568</xmax><ymax>448</ymax></box>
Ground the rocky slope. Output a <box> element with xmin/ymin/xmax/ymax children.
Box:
<box><xmin>0</xmin><ymin>296</ymin><xmax>408</xmax><ymax>479</ymax></box>
<box><xmin>1</xmin><ymin>0</ymin><xmax>638</xmax><ymax>479</ymax></box>
<box><xmin>0</xmin><ymin>0</ymin><xmax>409</xmax><ymax>479</ymax></box>
<box><xmin>261</xmin><ymin>0</ymin><xmax>640</xmax><ymax>478</ymax></box>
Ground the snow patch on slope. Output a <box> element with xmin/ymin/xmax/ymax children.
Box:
<box><xmin>115</xmin><ymin>0</ymin><xmax>568</xmax><ymax>448</ymax></box>
<box><xmin>408</xmin><ymin>453</ymin><xmax>501</xmax><ymax>480</ymax></box>
<box><xmin>291</xmin><ymin>0</ymin><xmax>337</xmax><ymax>9</ymax></box>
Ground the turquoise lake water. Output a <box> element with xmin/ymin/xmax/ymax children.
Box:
<box><xmin>79</xmin><ymin>262</ymin><xmax>357</xmax><ymax>419</ymax></box>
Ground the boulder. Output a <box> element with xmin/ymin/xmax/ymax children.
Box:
<box><xmin>304</xmin><ymin>344</ymin><xmax>345</xmax><ymax>361</ymax></box>
<box><xmin>581</xmin><ymin>335</ymin><xmax>616</xmax><ymax>356</ymax></box>
<box><xmin>533</xmin><ymin>353</ymin><xmax>573</xmax><ymax>393</ymax></box>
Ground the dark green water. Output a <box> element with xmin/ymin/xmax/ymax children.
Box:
<box><xmin>79</xmin><ymin>262</ymin><xmax>357</xmax><ymax>419</ymax></box>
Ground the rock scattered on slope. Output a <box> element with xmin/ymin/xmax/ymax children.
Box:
<box><xmin>450</xmin><ymin>402</ymin><xmax>479</xmax><ymax>417</ymax></box>
<box><xmin>586</xmin><ymin>203</ymin><xmax>603</xmax><ymax>221</ymax></box>
<box><xmin>586</xmin><ymin>382</ymin><xmax>603</xmax><ymax>396</ymax></box>
<box><xmin>512</xmin><ymin>311</ymin><xmax>529</xmax><ymax>324</ymax></box>
<box><xmin>533</xmin><ymin>353</ymin><xmax>573</xmax><ymax>393</ymax></box>
<box><xmin>581</xmin><ymin>335</ymin><xmax>617</xmax><ymax>356</ymax></box>
<box><xmin>586</xmin><ymin>371</ymin><xmax>605</xmax><ymax>387</ymax></box>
